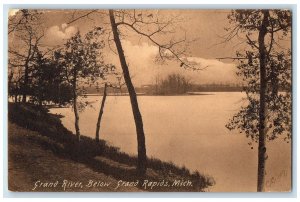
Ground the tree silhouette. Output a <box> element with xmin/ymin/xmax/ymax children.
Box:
<box><xmin>8</xmin><ymin>9</ymin><xmax>44</xmax><ymax>103</ymax></box>
<box><xmin>56</xmin><ymin>28</ymin><xmax>109</xmax><ymax>141</ymax></box>
<box><xmin>30</xmin><ymin>48</ymin><xmax>73</xmax><ymax>106</ymax></box>
<box><xmin>223</xmin><ymin>10</ymin><xmax>291</xmax><ymax>192</ymax></box>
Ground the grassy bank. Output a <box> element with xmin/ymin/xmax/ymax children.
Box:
<box><xmin>8</xmin><ymin>103</ymin><xmax>214</xmax><ymax>192</ymax></box>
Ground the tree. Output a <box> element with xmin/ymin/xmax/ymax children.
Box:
<box><xmin>95</xmin><ymin>83</ymin><xmax>108</xmax><ymax>142</ymax></box>
<box><xmin>30</xmin><ymin>48</ymin><xmax>51</xmax><ymax>106</ymax></box>
<box><xmin>57</xmin><ymin>28</ymin><xmax>108</xmax><ymax>141</ymax></box>
<box><xmin>8</xmin><ymin>9</ymin><xmax>44</xmax><ymax>103</ymax></box>
<box><xmin>108</xmin><ymin>10</ymin><xmax>147</xmax><ymax>175</ymax></box>
<box><xmin>95</xmin><ymin>73</ymin><xmax>123</xmax><ymax>142</ymax></box>
<box><xmin>109</xmin><ymin>9</ymin><xmax>204</xmax><ymax>175</ymax></box>
<box><xmin>8</xmin><ymin>65</ymin><xmax>23</xmax><ymax>103</ymax></box>
<box><xmin>154</xmin><ymin>73</ymin><xmax>192</xmax><ymax>95</ymax></box>
<box><xmin>29</xmin><ymin>48</ymin><xmax>73</xmax><ymax>106</ymax></box>
<box><xmin>68</xmin><ymin>9</ymin><xmax>203</xmax><ymax>175</ymax></box>
<box><xmin>223</xmin><ymin>10</ymin><xmax>291</xmax><ymax>192</ymax></box>
<box><xmin>8</xmin><ymin>9</ymin><xmax>41</xmax><ymax>34</ymax></box>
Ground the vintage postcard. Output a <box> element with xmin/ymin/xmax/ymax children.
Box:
<box><xmin>7</xmin><ymin>9</ymin><xmax>292</xmax><ymax>192</ymax></box>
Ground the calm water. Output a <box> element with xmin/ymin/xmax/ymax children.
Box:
<box><xmin>50</xmin><ymin>92</ymin><xmax>291</xmax><ymax>192</ymax></box>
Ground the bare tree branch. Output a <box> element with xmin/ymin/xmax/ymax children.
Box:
<box><xmin>246</xmin><ymin>35</ymin><xmax>259</xmax><ymax>50</ymax></box>
<box><xmin>216</xmin><ymin>56</ymin><xmax>250</xmax><ymax>61</ymax></box>
<box><xmin>66</xmin><ymin>10</ymin><xmax>99</xmax><ymax>25</ymax></box>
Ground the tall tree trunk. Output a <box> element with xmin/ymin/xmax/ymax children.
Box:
<box><xmin>72</xmin><ymin>71</ymin><xmax>80</xmax><ymax>142</ymax></box>
<box><xmin>95</xmin><ymin>83</ymin><xmax>108</xmax><ymax>142</ymax></box>
<box><xmin>22</xmin><ymin>40</ymin><xmax>33</xmax><ymax>103</ymax></box>
<box><xmin>8</xmin><ymin>72</ymin><xmax>18</xmax><ymax>103</ymax></box>
<box><xmin>109</xmin><ymin>9</ymin><xmax>147</xmax><ymax>175</ymax></box>
<box><xmin>14</xmin><ymin>93</ymin><xmax>18</xmax><ymax>103</ymax></box>
<box><xmin>257</xmin><ymin>10</ymin><xmax>269</xmax><ymax>192</ymax></box>
<box><xmin>73</xmin><ymin>91</ymin><xmax>80</xmax><ymax>142</ymax></box>
<box><xmin>22</xmin><ymin>64</ymin><xmax>29</xmax><ymax>103</ymax></box>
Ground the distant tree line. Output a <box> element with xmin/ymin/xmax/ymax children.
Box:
<box><xmin>81</xmin><ymin>79</ymin><xmax>246</xmax><ymax>95</ymax></box>
<box><xmin>151</xmin><ymin>74</ymin><xmax>192</xmax><ymax>95</ymax></box>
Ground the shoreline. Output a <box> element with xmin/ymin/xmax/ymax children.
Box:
<box><xmin>8</xmin><ymin>103</ymin><xmax>215</xmax><ymax>192</ymax></box>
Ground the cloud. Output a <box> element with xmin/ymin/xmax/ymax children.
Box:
<box><xmin>184</xmin><ymin>57</ymin><xmax>238</xmax><ymax>84</ymax></box>
<box><xmin>107</xmin><ymin>40</ymin><xmax>238</xmax><ymax>86</ymax></box>
<box><xmin>104</xmin><ymin>40</ymin><xmax>160</xmax><ymax>86</ymax></box>
<box><xmin>61</xmin><ymin>23</ymin><xmax>68</xmax><ymax>30</ymax></box>
<box><xmin>43</xmin><ymin>24</ymin><xmax>77</xmax><ymax>45</ymax></box>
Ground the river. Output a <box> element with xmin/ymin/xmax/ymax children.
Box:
<box><xmin>49</xmin><ymin>92</ymin><xmax>291</xmax><ymax>192</ymax></box>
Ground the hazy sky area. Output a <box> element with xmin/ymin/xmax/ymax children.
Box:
<box><xmin>9</xmin><ymin>9</ymin><xmax>250</xmax><ymax>86</ymax></box>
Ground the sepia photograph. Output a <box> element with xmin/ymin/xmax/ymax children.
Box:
<box><xmin>7</xmin><ymin>8</ymin><xmax>292</xmax><ymax>193</ymax></box>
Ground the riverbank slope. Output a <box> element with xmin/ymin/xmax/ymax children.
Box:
<box><xmin>8</xmin><ymin>103</ymin><xmax>214</xmax><ymax>192</ymax></box>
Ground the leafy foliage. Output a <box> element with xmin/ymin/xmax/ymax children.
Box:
<box><xmin>225</xmin><ymin>10</ymin><xmax>292</xmax><ymax>143</ymax></box>
<box><xmin>29</xmin><ymin>48</ymin><xmax>73</xmax><ymax>106</ymax></box>
<box><xmin>55</xmin><ymin>27</ymin><xmax>115</xmax><ymax>110</ymax></box>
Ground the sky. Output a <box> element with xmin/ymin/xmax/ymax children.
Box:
<box><xmin>9</xmin><ymin>9</ymin><xmax>247</xmax><ymax>86</ymax></box>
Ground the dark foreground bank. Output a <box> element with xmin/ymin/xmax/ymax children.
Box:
<box><xmin>8</xmin><ymin>103</ymin><xmax>214</xmax><ymax>192</ymax></box>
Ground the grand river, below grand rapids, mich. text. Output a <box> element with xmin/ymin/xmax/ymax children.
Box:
<box><xmin>32</xmin><ymin>179</ymin><xmax>193</xmax><ymax>191</ymax></box>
